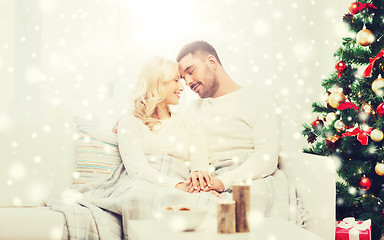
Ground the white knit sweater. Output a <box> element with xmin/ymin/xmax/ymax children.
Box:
<box><xmin>186</xmin><ymin>85</ymin><xmax>280</xmax><ymax>190</ymax></box>
<box><xmin>117</xmin><ymin>113</ymin><xmax>209</xmax><ymax>188</ymax></box>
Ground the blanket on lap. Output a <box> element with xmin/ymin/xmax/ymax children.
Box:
<box><xmin>46</xmin><ymin>153</ymin><xmax>308</xmax><ymax>240</ymax></box>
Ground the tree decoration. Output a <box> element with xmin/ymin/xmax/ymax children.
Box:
<box><xmin>361</xmin><ymin>103</ymin><xmax>373</xmax><ymax>114</ymax></box>
<box><xmin>311</xmin><ymin>118</ymin><xmax>324</xmax><ymax>129</ymax></box>
<box><xmin>307</xmin><ymin>132</ymin><xmax>317</xmax><ymax>144</ymax></box>
<box><xmin>349</xmin><ymin>2</ymin><xmax>362</xmax><ymax>15</ymax></box>
<box><xmin>335</xmin><ymin>61</ymin><xmax>348</xmax><ymax>78</ymax></box>
<box><xmin>343</xmin><ymin>13</ymin><xmax>354</xmax><ymax>22</ymax></box>
<box><xmin>363</xmin><ymin>49</ymin><xmax>384</xmax><ymax>77</ymax></box>
<box><xmin>377</xmin><ymin>103</ymin><xmax>384</xmax><ymax>117</ymax></box>
<box><xmin>372</xmin><ymin>75</ymin><xmax>384</xmax><ymax>95</ymax></box>
<box><xmin>370</xmin><ymin>129</ymin><xmax>384</xmax><ymax>142</ymax></box>
<box><xmin>334</xmin><ymin>120</ymin><xmax>346</xmax><ymax>131</ymax></box>
<box><xmin>326</xmin><ymin>112</ymin><xmax>338</xmax><ymax>125</ymax></box>
<box><xmin>337</xmin><ymin>102</ymin><xmax>359</xmax><ymax>110</ymax></box>
<box><xmin>374</xmin><ymin>56</ymin><xmax>384</xmax><ymax>76</ymax></box>
<box><xmin>329</xmin><ymin>92</ymin><xmax>346</xmax><ymax>108</ymax></box>
<box><xmin>342</xmin><ymin>126</ymin><xmax>373</xmax><ymax>145</ymax></box>
<box><xmin>325</xmin><ymin>135</ymin><xmax>341</xmax><ymax>149</ymax></box>
<box><xmin>349</xmin><ymin>2</ymin><xmax>378</xmax><ymax>15</ymax></box>
<box><xmin>375</xmin><ymin>163</ymin><xmax>384</xmax><ymax>176</ymax></box>
<box><xmin>359</xmin><ymin>176</ymin><xmax>372</xmax><ymax>190</ymax></box>
<box><xmin>356</xmin><ymin>27</ymin><xmax>375</xmax><ymax>47</ymax></box>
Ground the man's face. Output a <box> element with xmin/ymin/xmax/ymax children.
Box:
<box><xmin>178</xmin><ymin>53</ymin><xmax>218</xmax><ymax>98</ymax></box>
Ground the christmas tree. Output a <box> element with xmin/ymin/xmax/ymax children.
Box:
<box><xmin>302</xmin><ymin>1</ymin><xmax>384</xmax><ymax>239</ymax></box>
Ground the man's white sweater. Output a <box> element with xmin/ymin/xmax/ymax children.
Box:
<box><xmin>186</xmin><ymin>85</ymin><xmax>280</xmax><ymax>190</ymax></box>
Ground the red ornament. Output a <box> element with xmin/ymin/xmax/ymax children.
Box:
<box><xmin>349</xmin><ymin>2</ymin><xmax>362</xmax><ymax>15</ymax></box>
<box><xmin>359</xmin><ymin>177</ymin><xmax>372</xmax><ymax>190</ymax></box>
<box><xmin>377</xmin><ymin>103</ymin><xmax>384</xmax><ymax>116</ymax></box>
<box><xmin>311</xmin><ymin>119</ymin><xmax>324</xmax><ymax>129</ymax></box>
<box><xmin>335</xmin><ymin>61</ymin><xmax>348</xmax><ymax>77</ymax></box>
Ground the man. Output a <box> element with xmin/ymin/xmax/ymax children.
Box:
<box><xmin>176</xmin><ymin>40</ymin><xmax>280</xmax><ymax>195</ymax></box>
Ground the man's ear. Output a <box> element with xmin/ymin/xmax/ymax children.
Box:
<box><xmin>207</xmin><ymin>55</ymin><xmax>218</xmax><ymax>69</ymax></box>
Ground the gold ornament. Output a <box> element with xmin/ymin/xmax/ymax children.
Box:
<box><xmin>326</xmin><ymin>112</ymin><xmax>337</xmax><ymax>125</ymax></box>
<box><xmin>375</xmin><ymin>162</ymin><xmax>384</xmax><ymax>176</ymax></box>
<box><xmin>329</xmin><ymin>92</ymin><xmax>346</xmax><ymax>108</ymax></box>
<box><xmin>371</xmin><ymin>129</ymin><xmax>384</xmax><ymax>142</ymax></box>
<box><xmin>334</xmin><ymin>120</ymin><xmax>345</xmax><ymax>131</ymax></box>
<box><xmin>356</xmin><ymin>28</ymin><xmax>375</xmax><ymax>46</ymax></box>
<box><xmin>372</xmin><ymin>75</ymin><xmax>384</xmax><ymax>95</ymax></box>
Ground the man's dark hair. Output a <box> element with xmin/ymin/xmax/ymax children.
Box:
<box><xmin>176</xmin><ymin>40</ymin><xmax>222</xmax><ymax>65</ymax></box>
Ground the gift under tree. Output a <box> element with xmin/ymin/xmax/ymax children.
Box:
<box><xmin>301</xmin><ymin>1</ymin><xmax>384</xmax><ymax>239</ymax></box>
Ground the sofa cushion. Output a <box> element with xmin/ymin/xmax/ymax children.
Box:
<box><xmin>72</xmin><ymin>117</ymin><xmax>122</xmax><ymax>185</ymax></box>
<box><xmin>0</xmin><ymin>207</ymin><xmax>65</xmax><ymax>240</ymax></box>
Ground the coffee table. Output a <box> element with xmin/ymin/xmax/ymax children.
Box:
<box><xmin>127</xmin><ymin>217</ymin><xmax>325</xmax><ymax>240</ymax></box>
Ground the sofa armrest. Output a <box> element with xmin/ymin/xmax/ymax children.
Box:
<box><xmin>278</xmin><ymin>151</ymin><xmax>335</xmax><ymax>240</ymax></box>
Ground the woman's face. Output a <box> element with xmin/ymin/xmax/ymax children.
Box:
<box><xmin>162</xmin><ymin>74</ymin><xmax>184</xmax><ymax>105</ymax></box>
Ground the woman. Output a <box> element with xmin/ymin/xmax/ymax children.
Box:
<box><xmin>47</xmin><ymin>57</ymin><xmax>220</xmax><ymax>240</ymax></box>
<box><xmin>117</xmin><ymin>56</ymin><xmax>214</xmax><ymax>192</ymax></box>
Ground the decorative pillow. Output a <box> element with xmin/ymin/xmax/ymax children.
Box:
<box><xmin>72</xmin><ymin>117</ymin><xmax>122</xmax><ymax>185</ymax></box>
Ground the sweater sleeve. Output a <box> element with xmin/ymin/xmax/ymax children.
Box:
<box><xmin>217</xmin><ymin>90</ymin><xmax>279</xmax><ymax>190</ymax></box>
<box><xmin>185</xmin><ymin>117</ymin><xmax>209</xmax><ymax>172</ymax></box>
<box><xmin>117</xmin><ymin>116</ymin><xmax>182</xmax><ymax>188</ymax></box>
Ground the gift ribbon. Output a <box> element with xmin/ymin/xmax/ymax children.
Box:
<box><xmin>342</xmin><ymin>127</ymin><xmax>373</xmax><ymax>145</ymax></box>
<box><xmin>363</xmin><ymin>49</ymin><xmax>384</xmax><ymax>77</ymax></box>
<box><xmin>338</xmin><ymin>217</ymin><xmax>371</xmax><ymax>240</ymax></box>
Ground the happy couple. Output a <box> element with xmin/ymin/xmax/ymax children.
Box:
<box><xmin>47</xmin><ymin>40</ymin><xmax>302</xmax><ymax>240</ymax></box>
<box><xmin>114</xmin><ymin>40</ymin><xmax>282</xmax><ymax>201</ymax></box>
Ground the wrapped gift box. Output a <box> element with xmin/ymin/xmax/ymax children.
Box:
<box><xmin>335</xmin><ymin>217</ymin><xmax>371</xmax><ymax>240</ymax></box>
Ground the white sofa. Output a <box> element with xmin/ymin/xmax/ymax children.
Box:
<box><xmin>0</xmin><ymin>121</ymin><xmax>336</xmax><ymax>240</ymax></box>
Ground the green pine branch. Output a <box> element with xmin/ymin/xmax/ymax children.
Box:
<box><xmin>334</xmin><ymin>44</ymin><xmax>371</xmax><ymax>65</ymax></box>
<box><xmin>311</xmin><ymin>102</ymin><xmax>328</xmax><ymax>113</ymax></box>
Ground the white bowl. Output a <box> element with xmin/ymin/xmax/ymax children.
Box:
<box><xmin>159</xmin><ymin>205</ymin><xmax>208</xmax><ymax>231</ymax></box>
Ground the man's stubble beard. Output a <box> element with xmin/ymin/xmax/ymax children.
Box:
<box><xmin>199</xmin><ymin>69</ymin><xmax>219</xmax><ymax>98</ymax></box>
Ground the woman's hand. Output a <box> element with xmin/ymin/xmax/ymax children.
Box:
<box><xmin>175</xmin><ymin>182</ymin><xmax>189</xmax><ymax>192</ymax></box>
<box><xmin>186</xmin><ymin>170</ymin><xmax>213</xmax><ymax>192</ymax></box>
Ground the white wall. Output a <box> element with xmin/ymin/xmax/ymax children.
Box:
<box><xmin>0</xmin><ymin>0</ymin><xmax>351</xmax><ymax>205</ymax></box>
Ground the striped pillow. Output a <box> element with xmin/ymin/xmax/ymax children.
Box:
<box><xmin>72</xmin><ymin>117</ymin><xmax>122</xmax><ymax>185</ymax></box>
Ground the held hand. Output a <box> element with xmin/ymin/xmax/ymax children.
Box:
<box><xmin>202</xmin><ymin>177</ymin><xmax>225</xmax><ymax>193</ymax></box>
<box><xmin>175</xmin><ymin>182</ymin><xmax>189</xmax><ymax>192</ymax></box>
<box><xmin>186</xmin><ymin>170</ymin><xmax>213</xmax><ymax>192</ymax></box>
<box><xmin>208</xmin><ymin>189</ymin><xmax>221</xmax><ymax>198</ymax></box>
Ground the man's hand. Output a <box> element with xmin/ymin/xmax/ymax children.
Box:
<box><xmin>186</xmin><ymin>170</ymin><xmax>213</xmax><ymax>192</ymax></box>
<box><xmin>202</xmin><ymin>177</ymin><xmax>225</xmax><ymax>193</ymax></box>
<box><xmin>208</xmin><ymin>189</ymin><xmax>221</xmax><ymax>198</ymax></box>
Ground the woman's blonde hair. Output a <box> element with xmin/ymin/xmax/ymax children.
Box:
<box><xmin>131</xmin><ymin>57</ymin><xmax>179</xmax><ymax>130</ymax></box>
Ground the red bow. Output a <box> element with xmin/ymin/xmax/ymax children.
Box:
<box><xmin>363</xmin><ymin>49</ymin><xmax>384</xmax><ymax>77</ymax></box>
<box><xmin>342</xmin><ymin>127</ymin><xmax>373</xmax><ymax>145</ymax></box>
<box><xmin>337</xmin><ymin>102</ymin><xmax>359</xmax><ymax>110</ymax></box>
<box><xmin>357</xmin><ymin>3</ymin><xmax>377</xmax><ymax>14</ymax></box>
<box><xmin>352</xmin><ymin>2</ymin><xmax>378</xmax><ymax>15</ymax></box>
